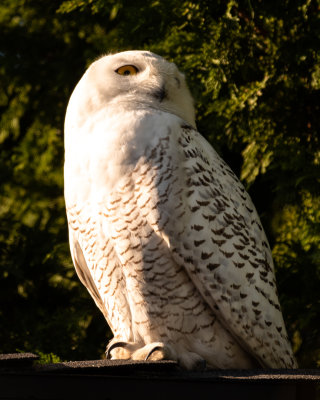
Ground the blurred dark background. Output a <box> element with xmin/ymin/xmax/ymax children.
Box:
<box><xmin>0</xmin><ymin>0</ymin><xmax>319</xmax><ymax>367</ymax></box>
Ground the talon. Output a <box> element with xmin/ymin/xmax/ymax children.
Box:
<box><xmin>106</xmin><ymin>341</ymin><xmax>128</xmax><ymax>359</ymax></box>
<box><xmin>145</xmin><ymin>345</ymin><xmax>164</xmax><ymax>361</ymax></box>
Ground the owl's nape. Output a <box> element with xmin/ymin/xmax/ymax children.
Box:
<box><xmin>64</xmin><ymin>50</ymin><xmax>297</xmax><ymax>370</ymax></box>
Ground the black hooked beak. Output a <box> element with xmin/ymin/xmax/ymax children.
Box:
<box><xmin>153</xmin><ymin>84</ymin><xmax>167</xmax><ymax>102</ymax></box>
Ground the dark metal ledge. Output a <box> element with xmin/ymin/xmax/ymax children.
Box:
<box><xmin>1</xmin><ymin>353</ymin><xmax>319</xmax><ymax>400</ymax></box>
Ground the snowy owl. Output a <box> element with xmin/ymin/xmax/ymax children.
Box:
<box><xmin>64</xmin><ymin>50</ymin><xmax>297</xmax><ymax>370</ymax></box>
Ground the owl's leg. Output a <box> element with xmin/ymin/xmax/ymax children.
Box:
<box><xmin>106</xmin><ymin>340</ymin><xmax>206</xmax><ymax>370</ymax></box>
<box><xmin>145</xmin><ymin>344</ymin><xmax>166</xmax><ymax>360</ymax></box>
<box><xmin>132</xmin><ymin>342</ymin><xmax>169</xmax><ymax>361</ymax></box>
<box><xmin>106</xmin><ymin>341</ymin><xmax>128</xmax><ymax>359</ymax></box>
<box><xmin>106</xmin><ymin>339</ymin><xmax>139</xmax><ymax>360</ymax></box>
<box><xmin>107</xmin><ymin>340</ymin><xmax>206</xmax><ymax>370</ymax></box>
<box><xmin>106</xmin><ymin>340</ymin><xmax>168</xmax><ymax>361</ymax></box>
<box><xmin>132</xmin><ymin>342</ymin><xmax>207</xmax><ymax>370</ymax></box>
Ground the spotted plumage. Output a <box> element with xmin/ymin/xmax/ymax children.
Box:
<box><xmin>64</xmin><ymin>50</ymin><xmax>297</xmax><ymax>369</ymax></box>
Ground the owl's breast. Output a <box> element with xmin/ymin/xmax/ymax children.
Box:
<box><xmin>64</xmin><ymin>108</ymin><xmax>182</xmax><ymax>205</ymax></box>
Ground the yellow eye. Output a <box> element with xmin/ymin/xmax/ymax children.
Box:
<box><xmin>115</xmin><ymin>65</ymin><xmax>138</xmax><ymax>76</ymax></box>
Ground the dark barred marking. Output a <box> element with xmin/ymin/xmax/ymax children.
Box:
<box><xmin>220</xmin><ymin>250</ymin><xmax>234</xmax><ymax>258</ymax></box>
<box><xmin>211</xmin><ymin>227</ymin><xmax>225</xmax><ymax>235</ymax></box>
<box><xmin>194</xmin><ymin>239</ymin><xmax>206</xmax><ymax>247</ymax></box>
<box><xmin>231</xmin><ymin>283</ymin><xmax>241</xmax><ymax>289</ymax></box>
<box><xmin>211</xmin><ymin>238</ymin><xmax>226</xmax><ymax>246</ymax></box>
<box><xmin>207</xmin><ymin>263</ymin><xmax>220</xmax><ymax>271</ymax></box>
<box><xmin>197</xmin><ymin>200</ymin><xmax>210</xmax><ymax>206</ymax></box>
<box><xmin>193</xmin><ymin>224</ymin><xmax>204</xmax><ymax>231</ymax></box>
<box><xmin>233</xmin><ymin>244</ymin><xmax>245</xmax><ymax>250</ymax></box>
<box><xmin>222</xmin><ymin>232</ymin><xmax>233</xmax><ymax>239</ymax></box>
<box><xmin>183</xmin><ymin>242</ymin><xmax>191</xmax><ymax>250</ymax></box>
<box><xmin>210</xmin><ymin>283</ymin><xmax>218</xmax><ymax>289</ymax></box>
<box><xmin>187</xmin><ymin>190</ymin><xmax>195</xmax><ymax>197</ymax></box>
<box><xmin>202</xmin><ymin>213</ymin><xmax>216</xmax><ymax>221</ymax></box>
<box><xmin>201</xmin><ymin>251</ymin><xmax>213</xmax><ymax>260</ymax></box>
<box><xmin>249</xmin><ymin>261</ymin><xmax>260</xmax><ymax>269</ymax></box>
<box><xmin>233</xmin><ymin>261</ymin><xmax>245</xmax><ymax>268</ymax></box>
<box><xmin>239</xmin><ymin>252</ymin><xmax>250</xmax><ymax>260</ymax></box>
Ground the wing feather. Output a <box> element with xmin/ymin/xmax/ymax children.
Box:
<box><xmin>68</xmin><ymin>226</ymin><xmax>113</xmax><ymax>327</ymax></box>
<box><xmin>66</xmin><ymin>206</ymin><xmax>133</xmax><ymax>341</ymax></box>
<box><xmin>142</xmin><ymin>119</ymin><xmax>296</xmax><ymax>368</ymax></box>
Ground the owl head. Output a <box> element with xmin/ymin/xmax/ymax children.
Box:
<box><xmin>67</xmin><ymin>50</ymin><xmax>196</xmax><ymax>128</ymax></box>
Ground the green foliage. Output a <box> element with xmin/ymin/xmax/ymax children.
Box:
<box><xmin>36</xmin><ymin>351</ymin><xmax>62</xmax><ymax>364</ymax></box>
<box><xmin>1</xmin><ymin>0</ymin><xmax>319</xmax><ymax>367</ymax></box>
